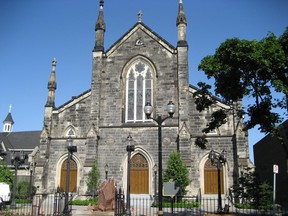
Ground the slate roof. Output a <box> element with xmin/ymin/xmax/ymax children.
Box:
<box><xmin>3</xmin><ymin>112</ymin><xmax>14</xmax><ymax>124</ymax></box>
<box><xmin>0</xmin><ymin>131</ymin><xmax>41</xmax><ymax>150</ymax></box>
<box><xmin>0</xmin><ymin>131</ymin><xmax>41</xmax><ymax>166</ymax></box>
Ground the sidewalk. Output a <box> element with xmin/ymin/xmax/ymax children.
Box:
<box><xmin>72</xmin><ymin>205</ymin><xmax>114</xmax><ymax>215</ymax></box>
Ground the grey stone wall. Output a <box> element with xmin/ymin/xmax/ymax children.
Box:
<box><xmin>36</xmin><ymin>22</ymin><xmax>251</xmax><ymax>196</ymax></box>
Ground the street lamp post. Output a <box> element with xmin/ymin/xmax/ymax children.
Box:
<box><xmin>126</xmin><ymin>134</ymin><xmax>135</xmax><ymax>216</ymax></box>
<box><xmin>28</xmin><ymin>162</ymin><xmax>35</xmax><ymax>202</ymax></box>
<box><xmin>29</xmin><ymin>168</ymin><xmax>33</xmax><ymax>201</ymax></box>
<box><xmin>208</xmin><ymin>149</ymin><xmax>227</xmax><ymax>213</ymax></box>
<box><xmin>144</xmin><ymin>101</ymin><xmax>176</xmax><ymax>216</ymax></box>
<box><xmin>10</xmin><ymin>151</ymin><xmax>28</xmax><ymax>209</ymax></box>
<box><xmin>105</xmin><ymin>163</ymin><xmax>109</xmax><ymax>180</ymax></box>
<box><xmin>63</xmin><ymin>136</ymin><xmax>77</xmax><ymax>216</ymax></box>
<box><xmin>153</xmin><ymin>164</ymin><xmax>158</xmax><ymax>201</ymax></box>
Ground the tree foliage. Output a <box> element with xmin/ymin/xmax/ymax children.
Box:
<box><xmin>86</xmin><ymin>161</ymin><xmax>101</xmax><ymax>197</ymax></box>
<box><xmin>193</xmin><ymin>27</ymin><xmax>288</xmax><ymax>148</ymax></box>
<box><xmin>16</xmin><ymin>181</ymin><xmax>37</xmax><ymax>200</ymax></box>
<box><xmin>163</xmin><ymin>151</ymin><xmax>191</xmax><ymax>196</ymax></box>
<box><xmin>231</xmin><ymin>168</ymin><xmax>273</xmax><ymax>209</ymax></box>
<box><xmin>0</xmin><ymin>162</ymin><xmax>13</xmax><ymax>189</ymax></box>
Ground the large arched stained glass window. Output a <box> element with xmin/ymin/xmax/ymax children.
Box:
<box><xmin>126</xmin><ymin>61</ymin><xmax>153</xmax><ymax>122</ymax></box>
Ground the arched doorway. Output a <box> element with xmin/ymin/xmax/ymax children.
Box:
<box><xmin>130</xmin><ymin>153</ymin><xmax>149</xmax><ymax>194</ymax></box>
<box><xmin>204</xmin><ymin>159</ymin><xmax>224</xmax><ymax>194</ymax></box>
<box><xmin>60</xmin><ymin>159</ymin><xmax>77</xmax><ymax>192</ymax></box>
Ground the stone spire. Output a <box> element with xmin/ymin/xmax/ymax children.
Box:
<box><xmin>45</xmin><ymin>58</ymin><xmax>57</xmax><ymax>108</ymax></box>
<box><xmin>3</xmin><ymin>105</ymin><xmax>14</xmax><ymax>132</ymax></box>
<box><xmin>176</xmin><ymin>0</ymin><xmax>187</xmax><ymax>46</ymax></box>
<box><xmin>93</xmin><ymin>0</ymin><xmax>106</xmax><ymax>52</ymax></box>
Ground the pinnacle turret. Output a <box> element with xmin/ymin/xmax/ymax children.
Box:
<box><xmin>45</xmin><ymin>58</ymin><xmax>57</xmax><ymax>108</ymax></box>
<box><xmin>94</xmin><ymin>0</ymin><xmax>106</xmax><ymax>52</ymax></box>
<box><xmin>176</xmin><ymin>0</ymin><xmax>188</xmax><ymax>47</ymax></box>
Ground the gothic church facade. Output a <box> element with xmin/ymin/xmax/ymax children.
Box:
<box><xmin>35</xmin><ymin>0</ymin><xmax>251</xmax><ymax>196</ymax></box>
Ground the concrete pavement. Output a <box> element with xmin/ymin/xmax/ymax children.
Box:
<box><xmin>72</xmin><ymin>205</ymin><xmax>114</xmax><ymax>215</ymax></box>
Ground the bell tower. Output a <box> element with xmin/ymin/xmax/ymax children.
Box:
<box><xmin>3</xmin><ymin>105</ymin><xmax>14</xmax><ymax>132</ymax></box>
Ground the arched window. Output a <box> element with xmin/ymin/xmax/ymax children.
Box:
<box><xmin>65</xmin><ymin>126</ymin><xmax>76</xmax><ymax>138</ymax></box>
<box><xmin>125</xmin><ymin>60</ymin><xmax>153</xmax><ymax>122</ymax></box>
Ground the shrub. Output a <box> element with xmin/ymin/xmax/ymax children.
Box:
<box><xmin>86</xmin><ymin>162</ymin><xmax>101</xmax><ymax>197</ymax></box>
<box><xmin>16</xmin><ymin>181</ymin><xmax>37</xmax><ymax>200</ymax></box>
<box><xmin>163</xmin><ymin>151</ymin><xmax>191</xmax><ymax>196</ymax></box>
<box><xmin>231</xmin><ymin>167</ymin><xmax>273</xmax><ymax>209</ymax></box>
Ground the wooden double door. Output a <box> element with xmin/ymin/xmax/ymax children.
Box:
<box><xmin>130</xmin><ymin>153</ymin><xmax>149</xmax><ymax>194</ymax></box>
<box><xmin>60</xmin><ymin>159</ymin><xmax>77</xmax><ymax>192</ymax></box>
<box><xmin>204</xmin><ymin>159</ymin><xmax>224</xmax><ymax>194</ymax></box>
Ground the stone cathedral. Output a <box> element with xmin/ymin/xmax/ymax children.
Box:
<box><xmin>35</xmin><ymin>0</ymin><xmax>251</xmax><ymax>196</ymax></box>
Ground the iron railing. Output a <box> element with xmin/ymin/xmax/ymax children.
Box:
<box><xmin>114</xmin><ymin>193</ymin><xmax>288</xmax><ymax>216</ymax></box>
<box><xmin>1</xmin><ymin>193</ymin><xmax>287</xmax><ymax>216</ymax></box>
<box><xmin>0</xmin><ymin>192</ymin><xmax>72</xmax><ymax>216</ymax></box>
<box><xmin>114</xmin><ymin>187</ymin><xmax>125</xmax><ymax>216</ymax></box>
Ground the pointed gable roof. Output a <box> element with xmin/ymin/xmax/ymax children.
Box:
<box><xmin>3</xmin><ymin>112</ymin><xmax>14</xmax><ymax>124</ymax></box>
<box><xmin>106</xmin><ymin>22</ymin><xmax>176</xmax><ymax>56</ymax></box>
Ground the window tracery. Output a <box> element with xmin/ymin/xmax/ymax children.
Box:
<box><xmin>65</xmin><ymin>127</ymin><xmax>76</xmax><ymax>138</ymax></box>
<box><xmin>125</xmin><ymin>60</ymin><xmax>153</xmax><ymax>122</ymax></box>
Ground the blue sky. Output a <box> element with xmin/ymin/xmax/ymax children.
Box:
<box><xmin>0</xmin><ymin>0</ymin><xmax>287</xmax><ymax>162</ymax></box>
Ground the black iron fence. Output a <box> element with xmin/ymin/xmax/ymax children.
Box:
<box><xmin>0</xmin><ymin>194</ymin><xmax>55</xmax><ymax>215</ymax></box>
<box><xmin>114</xmin><ymin>192</ymin><xmax>288</xmax><ymax>216</ymax></box>
<box><xmin>115</xmin><ymin>187</ymin><xmax>125</xmax><ymax>216</ymax></box>
<box><xmin>0</xmin><ymin>191</ymin><xmax>72</xmax><ymax>216</ymax></box>
<box><xmin>1</xmin><ymin>192</ymin><xmax>288</xmax><ymax>216</ymax></box>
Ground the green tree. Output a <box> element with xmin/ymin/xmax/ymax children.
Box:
<box><xmin>86</xmin><ymin>161</ymin><xmax>101</xmax><ymax>197</ymax></box>
<box><xmin>163</xmin><ymin>151</ymin><xmax>191</xmax><ymax>196</ymax></box>
<box><xmin>193</xmin><ymin>27</ymin><xmax>288</xmax><ymax>149</ymax></box>
<box><xmin>0</xmin><ymin>162</ymin><xmax>13</xmax><ymax>189</ymax></box>
<box><xmin>231</xmin><ymin>168</ymin><xmax>272</xmax><ymax>209</ymax></box>
<box><xmin>278</xmin><ymin>27</ymin><xmax>288</xmax><ymax>112</ymax></box>
<box><xmin>16</xmin><ymin>181</ymin><xmax>37</xmax><ymax>200</ymax></box>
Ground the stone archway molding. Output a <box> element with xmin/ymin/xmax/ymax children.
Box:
<box><xmin>198</xmin><ymin>151</ymin><xmax>230</xmax><ymax>196</ymax></box>
<box><xmin>55</xmin><ymin>152</ymin><xmax>82</xmax><ymax>193</ymax></box>
<box><xmin>122</xmin><ymin>146</ymin><xmax>156</xmax><ymax>195</ymax></box>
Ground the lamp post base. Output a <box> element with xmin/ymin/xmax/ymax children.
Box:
<box><xmin>10</xmin><ymin>201</ymin><xmax>16</xmax><ymax>209</ymax></box>
<box><xmin>125</xmin><ymin>209</ymin><xmax>131</xmax><ymax>216</ymax></box>
<box><xmin>217</xmin><ymin>207</ymin><xmax>223</xmax><ymax>214</ymax></box>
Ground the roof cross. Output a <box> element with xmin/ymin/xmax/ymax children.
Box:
<box><xmin>138</xmin><ymin>10</ymin><xmax>142</xmax><ymax>23</ymax></box>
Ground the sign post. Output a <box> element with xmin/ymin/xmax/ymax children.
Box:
<box><xmin>163</xmin><ymin>181</ymin><xmax>180</xmax><ymax>215</ymax></box>
<box><xmin>273</xmin><ymin>164</ymin><xmax>278</xmax><ymax>214</ymax></box>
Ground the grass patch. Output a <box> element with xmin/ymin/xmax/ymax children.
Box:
<box><xmin>71</xmin><ymin>198</ymin><xmax>98</xmax><ymax>206</ymax></box>
<box><xmin>152</xmin><ymin>200</ymin><xmax>199</xmax><ymax>208</ymax></box>
<box><xmin>235</xmin><ymin>203</ymin><xmax>273</xmax><ymax>210</ymax></box>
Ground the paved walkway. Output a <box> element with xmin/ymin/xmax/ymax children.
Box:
<box><xmin>72</xmin><ymin>205</ymin><xmax>114</xmax><ymax>215</ymax></box>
